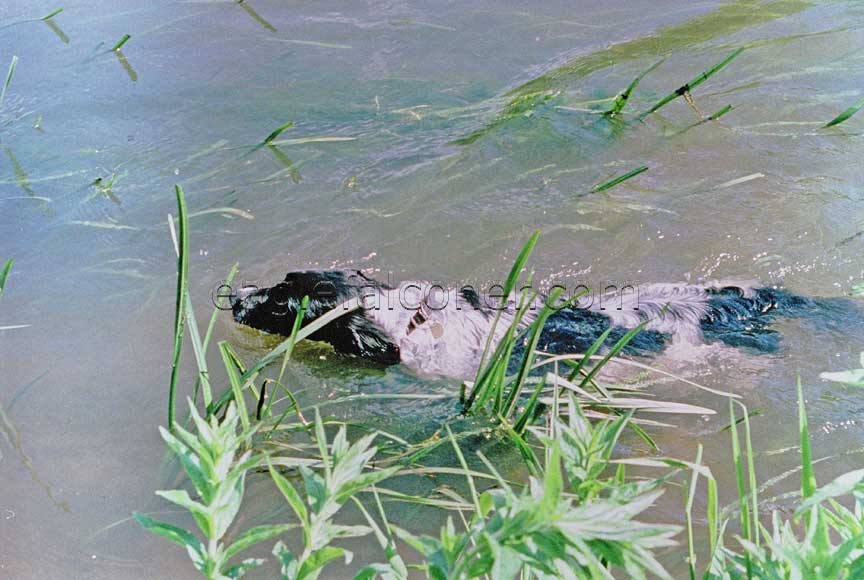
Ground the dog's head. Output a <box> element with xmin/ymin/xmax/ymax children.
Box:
<box><xmin>231</xmin><ymin>269</ymin><xmax>401</xmax><ymax>364</ymax></box>
<box><xmin>232</xmin><ymin>269</ymin><xmax>374</xmax><ymax>333</ymax></box>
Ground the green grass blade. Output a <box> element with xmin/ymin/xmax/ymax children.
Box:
<box><xmin>0</xmin><ymin>258</ymin><xmax>12</xmax><ymax>303</ymax></box>
<box><xmin>236</xmin><ymin>0</ymin><xmax>278</xmax><ymax>33</ymax></box>
<box><xmin>706</xmin><ymin>473</ymin><xmax>719</xmax><ymax>557</ymax></box>
<box><xmin>627</xmin><ymin>420</ymin><xmax>659</xmax><ymax>452</ymax></box>
<box><xmin>446</xmin><ymin>425</ymin><xmax>481</xmax><ymax>516</ymax></box>
<box><xmin>502</xmin><ymin>230</ymin><xmax>540</xmax><ymax>299</ymax></box>
<box><xmin>270</xmin><ymin>296</ymin><xmax>310</xmax><ymax>417</ymax></box>
<box><xmin>739</xmin><ymin>401</ymin><xmax>759</xmax><ymax>548</ymax></box>
<box><xmin>512</xmin><ymin>373</ymin><xmax>546</xmax><ymax>435</ymax></box>
<box><xmin>168</xmin><ymin>211</ymin><xmax>213</xmax><ymax>408</ymax></box>
<box><xmin>641</xmin><ymin>47</ymin><xmax>744</xmax><ymax>118</ymax></box>
<box><xmin>578</xmin><ymin>321</ymin><xmax>647</xmax><ymax>389</ymax></box>
<box><xmin>604</xmin><ymin>58</ymin><xmax>665</xmax><ymax>117</ymax></box>
<box><xmin>263</xmin><ymin>121</ymin><xmax>295</xmax><ymax>145</ymax></box>
<box><xmin>728</xmin><ymin>399</ymin><xmax>753</xmax><ymax>576</ymax></box>
<box><xmin>705</xmin><ymin>103</ymin><xmax>734</xmax><ymax>122</ymax></box>
<box><xmin>590</xmin><ymin>165</ymin><xmax>648</xmax><ymax>193</ymax></box>
<box><xmin>168</xmin><ymin>185</ymin><xmax>190</xmax><ymax>431</ymax></box>
<box><xmin>566</xmin><ymin>327</ymin><xmax>611</xmax><ymax>382</ymax></box>
<box><xmin>42</xmin><ymin>8</ymin><xmax>63</xmax><ymax>20</ymax></box>
<box><xmin>219</xmin><ymin>342</ymin><xmax>251</xmax><ymax>430</ymax></box>
<box><xmin>112</xmin><ymin>34</ymin><xmax>131</xmax><ymax>51</ymax></box>
<box><xmin>468</xmin><ymin>231</ymin><xmax>540</xmax><ymax>408</ymax></box>
<box><xmin>506</xmin><ymin>290</ymin><xmax>564</xmax><ymax>422</ymax></box>
<box><xmin>685</xmin><ymin>445</ymin><xmax>703</xmax><ymax>580</ymax></box>
<box><xmin>1</xmin><ymin>56</ymin><xmax>19</xmax><ymax>108</ymax></box>
<box><xmin>202</xmin><ymin>263</ymin><xmax>238</xmax><ymax>353</ymax></box>
<box><xmin>797</xmin><ymin>377</ymin><xmax>816</xmax><ymax>499</ymax></box>
<box><xmin>673</xmin><ymin>104</ymin><xmax>734</xmax><ymax>136</ymax></box>
<box><xmin>797</xmin><ymin>376</ymin><xmax>830</xmax><ymax>553</ymax></box>
<box><xmin>824</xmin><ymin>95</ymin><xmax>864</xmax><ymax>128</ymax></box>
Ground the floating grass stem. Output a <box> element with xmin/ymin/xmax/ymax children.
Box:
<box><xmin>112</xmin><ymin>34</ymin><xmax>131</xmax><ymax>51</ymax></box>
<box><xmin>590</xmin><ymin>165</ymin><xmax>648</xmax><ymax>193</ymax></box>
<box><xmin>1</xmin><ymin>56</ymin><xmax>19</xmax><ymax>108</ymax></box>
<box><xmin>263</xmin><ymin>121</ymin><xmax>295</xmax><ymax>145</ymax></box>
<box><xmin>42</xmin><ymin>8</ymin><xmax>64</xmax><ymax>20</ymax></box>
<box><xmin>604</xmin><ymin>58</ymin><xmax>665</xmax><ymax>117</ymax></box>
<box><xmin>824</xmin><ymin>95</ymin><xmax>864</xmax><ymax>128</ymax></box>
<box><xmin>640</xmin><ymin>48</ymin><xmax>744</xmax><ymax>119</ymax></box>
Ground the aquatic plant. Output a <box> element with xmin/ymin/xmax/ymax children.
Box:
<box><xmin>394</xmin><ymin>419</ymin><xmax>680</xmax><ymax>580</ymax></box>
<box><xmin>703</xmin><ymin>380</ymin><xmax>864</xmax><ymax>578</ymax></box>
<box><xmin>135</xmin><ymin>402</ymin><xmax>292</xmax><ymax>579</ymax></box>
<box><xmin>268</xmin><ymin>410</ymin><xmax>397</xmax><ymax>580</ymax></box>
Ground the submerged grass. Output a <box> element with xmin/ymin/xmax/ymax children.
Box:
<box><xmin>507</xmin><ymin>0</ymin><xmax>807</xmax><ymax>98</ymax></box>
<box><xmin>452</xmin><ymin>1</ymin><xmax>807</xmax><ymax>144</ymax></box>
<box><xmin>591</xmin><ymin>165</ymin><xmax>649</xmax><ymax>193</ymax></box>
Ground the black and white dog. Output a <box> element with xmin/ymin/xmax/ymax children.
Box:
<box><xmin>231</xmin><ymin>269</ymin><xmax>822</xmax><ymax>380</ymax></box>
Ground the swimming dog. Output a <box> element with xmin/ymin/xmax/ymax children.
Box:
<box><xmin>231</xmin><ymin>269</ymin><xmax>820</xmax><ymax>379</ymax></box>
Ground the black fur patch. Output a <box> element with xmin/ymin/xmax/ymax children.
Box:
<box><xmin>232</xmin><ymin>269</ymin><xmax>400</xmax><ymax>365</ymax></box>
<box><xmin>701</xmin><ymin>287</ymin><xmax>814</xmax><ymax>352</ymax></box>
<box><xmin>509</xmin><ymin>307</ymin><xmax>669</xmax><ymax>372</ymax></box>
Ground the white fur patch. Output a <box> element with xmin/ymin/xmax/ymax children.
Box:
<box><xmin>365</xmin><ymin>280</ymin><xmax>755</xmax><ymax>379</ymax></box>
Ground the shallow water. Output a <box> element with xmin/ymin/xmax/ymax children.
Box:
<box><xmin>2</xmin><ymin>0</ymin><xmax>864</xmax><ymax>577</ymax></box>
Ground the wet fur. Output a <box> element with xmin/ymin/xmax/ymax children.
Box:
<box><xmin>232</xmin><ymin>269</ymin><xmax>816</xmax><ymax>380</ymax></box>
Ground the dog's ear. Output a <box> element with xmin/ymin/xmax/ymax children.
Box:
<box><xmin>311</xmin><ymin>313</ymin><xmax>401</xmax><ymax>366</ymax></box>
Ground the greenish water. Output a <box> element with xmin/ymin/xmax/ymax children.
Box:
<box><xmin>1</xmin><ymin>0</ymin><xmax>864</xmax><ymax>577</ymax></box>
